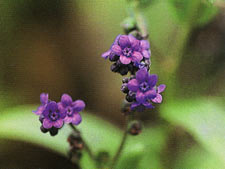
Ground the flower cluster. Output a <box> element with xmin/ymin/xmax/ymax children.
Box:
<box><xmin>102</xmin><ymin>33</ymin><xmax>165</xmax><ymax>112</ymax></box>
<box><xmin>102</xmin><ymin>35</ymin><xmax>151</xmax><ymax>75</ymax></box>
<box><xmin>33</xmin><ymin>93</ymin><xmax>85</xmax><ymax>136</ymax></box>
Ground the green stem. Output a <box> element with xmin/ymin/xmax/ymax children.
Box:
<box><xmin>110</xmin><ymin>116</ymin><xmax>129</xmax><ymax>169</ymax></box>
<box><xmin>131</xmin><ymin>1</ymin><xmax>148</xmax><ymax>39</ymax></box>
<box><xmin>69</xmin><ymin>124</ymin><xmax>95</xmax><ymax>161</ymax></box>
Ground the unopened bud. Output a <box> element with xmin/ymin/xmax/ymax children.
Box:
<box><xmin>128</xmin><ymin>121</ymin><xmax>142</xmax><ymax>136</ymax></box>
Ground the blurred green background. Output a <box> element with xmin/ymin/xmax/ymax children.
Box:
<box><xmin>0</xmin><ymin>0</ymin><xmax>224</xmax><ymax>168</ymax></box>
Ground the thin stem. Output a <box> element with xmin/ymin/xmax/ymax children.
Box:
<box><xmin>69</xmin><ymin>124</ymin><xmax>95</xmax><ymax>161</ymax></box>
<box><xmin>110</xmin><ymin>116</ymin><xmax>129</xmax><ymax>169</ymax></box>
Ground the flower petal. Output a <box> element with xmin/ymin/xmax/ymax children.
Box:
<box><xmin>136</xmin><ymin>68</ymin><xmax>149</xmax><ymax>83</ymax></box>
<box><xmin>127</xmin><ymin>79</ymin><xmax>139</xmax><ymax>92</ymax></box>
<box><xmin>40</xmin><ymin>93</ymin><xmax>48</xmax><ymax>105</ymax></box>
<box><xmin>152</xmin><ymin>94</ymin><xmax>162</xmax><ymax>103</ymax></box>
<box><xmin>72</xmin><ymin>113</ymin><xmax>82</xmax><ymax>125</ymax></box>
<box><xmin>143</xmin><ymin>102</ymin><xmax>154</xmax><ymax>108</ymax></box>
<box><xmin>158</xmin><ymin>84</ymin><xmax>166</xmax><ymax>93</ymax></box>
<box><xmin>113</xmin><ymin>34</ymin><xmax>121</xmax><ymax>45</ymax></box>
<box><xmin>145</xmin><ymin>88</ymin><xmax>157</xmax><ymax>99</ymax></box>
<box><xmin>128</xmin><ymin>35</ymin><xmax>140</xmax><ymax>50</ymax></box>
<box><xmin>43</xmin><ymin>119</ymin><xmax>53</xmax><ymax>129</ymax></box>
<box><xmin>61</xmin><ymin>94</ymin><xmax>73</xmax><ymax>106</ymax></box>
<box><xmin>53</xmin><ymin>119</ymin><xmax>64</xmax><ymax>128</ymax></box>
<box><xmin>142</xmin><ymin>50</ymin><xmax>150</xmax><ymax>58</ymax></box>
<box><xmin>120</xmin><ymin>55</ymin><xmax>131</xmax><ymax>64</ymax></box>
<box><xmin>42</xmin><ymin>101</ymin><xmax>58</xmax><ymax>117</ymax></box>
<box><xmin>64</xmin><ymin>116</ymin><xmax>73</xmax><ymax>124</ymax></box>
<box><xmin>131</xmin><ymin>102</ymin><xmax>141</xmax><ymax>110</ymax></box>
<box><xmin>111</xmin><ymin>45</ymin><xmax>122</xmax><ymax>55</ymax></box>
<box><xmin>101</xmin><ymin>50</ymin><xmax>111</xmax><ymax>59</ymax></box>
<box><xmin>147</xmin><ymin>74</ymin><xmax>158</xmax><ymax>88</ymax></box>
<box><xmin>140</xmin><ymin>40</ymin><xmax>150</xmax><ymax>50</ymax></box>
<box><xmin>73</xmin><ymin>100</ymin><xmax>85</xmax><ymax>112</ymax></box>
<box><xmin>33</xmin><ymin>105</ymin><xmax>45</xmax><ymax>115</ymax></box>
<box><xmin>132</xmin><ymin>51</ymin><xmax>143</xmax><ymax>62</ymax></box>
<box><xmin>136</xmin><ymin>91</ymin><xmax>146</xmax><ymax>103</ymax></box>
<box><xmin>118</xmin><ymin>35</ymin><xmax>130</xmax><ymax>48</ymax></box>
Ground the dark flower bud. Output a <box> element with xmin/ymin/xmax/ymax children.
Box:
<box><xmin>128</xmin><ymin>121</ymin><xmax>142</xmax><ymax>136</ymax></box>
<box><xmin>122</xmin><ymin>77</ymin><xmax>129</xmax><ymax>83</ymax></box>
<box><xmin>121</xmin><ymin>84</ymin><xmax>129</xmax><ymax>93</ymax></box>
<box><xmin>110</xmin><ymin>63</ymin><xmax>119</xmax><ymax>72</ymax></box>
<box><xmin>49</xmin><ymin>127</ymin><xmax>58</xmax><ymax>136</ymax></box>
<box><xmin>119</xmin><ymin>66</ymin><xmax>129</xmax><ymax>75</ymax></box>
<box><xmin>126</xmin><ymin>91</ymin><xmax>136</xmax><ymax>102</ymax></box>
<box><xmin>109</xmin><ymin>55</ymin><xmax>119</xmax><ymax>62</ymax></box>
<box><xmin>40</xmin><ymin>125</ymin><xmax>48</xmax><ymax>133</ymax></box>
<box><xmin>68</xmin><ymin>133</ymin><xmax>84</xmax><ymax>150</ymax></box>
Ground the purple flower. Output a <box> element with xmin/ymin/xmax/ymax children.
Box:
<box><xmin>102</xmin><ymin>35</ymin><xmax>150</xmax><ymax>65</ymax></box>
<box><xmin>42</xmin><ymin>101</ymin><xmax>66</xmax><ymax>129</ymax></box>
<box><xmin>151</xmin><ymin>84</ymin><xmax>166</xmax><ymax>103</ymax></box>
<box><xmin>127</xmin><ymin>68</ymin><xmax>157</xmax><ymax>110</ymax></box>
<box><xmin>58</xmin><ymin>94</ymin><xmax>85</xmax><ymax>125</ymax></box>
<box><xmin>33</xmin><ymin>93</ymin><xmax>49</xmax><ymax>115</ymax></box>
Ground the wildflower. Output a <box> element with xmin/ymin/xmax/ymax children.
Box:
<box><xmin>42</xmin><ymin>101</ymin><xmax>66</xmax><ymax>129</ymax></box>
<box><xmin>127</xmin><ymin>68</ymin><xmax>157</xmax><ymax>105</ymax></box>
<box><xmin>111</xmin><ymin>35</ymin><xmax>143</xmax><ymax>64</ymax></box>
<box><xmin>33</xmin><ymin>93</ymin><xmax>49</xmax><ymax>115</ymax></box>
<box><xmin>102</xmin><ymin>35</ymin><xmax>151</xmax><ymax>75</ymax></box>
<box><xmin>58</xmin><ymin>94</ymin><xmax>85</xmax><ymax>125</ymax></box>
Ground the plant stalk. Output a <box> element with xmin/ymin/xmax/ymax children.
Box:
<box><xmin>69</xmin><ymin>124</ymin><xmax>95</xmax><ymax>161</ymax></box>
<box><xmin>110</xmin><ymin>116</ymin><xmax>129</xmax><ymax>169</ymax></box>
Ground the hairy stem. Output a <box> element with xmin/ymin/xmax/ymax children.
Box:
<box><xmin>69</xmin><ymin>124</ymin><xmax>95</xmax><ymax>161</ymax></box>
<box><xmin>110</xmin><ymin>116</ymin><xmax>129</xmax><ymax>169</ymax></box>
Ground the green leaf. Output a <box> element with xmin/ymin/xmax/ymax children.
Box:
<box><xmin>168</xmin><ymin>0</ymin><xmax>218</xmax><ymax>27</ymax></box>
<box><xmin>161</xmin><ymin>97</ymin><xmax>225</xmax><ymax>165</ymax></box>
<box><xmin>0</xmin><ymin>105</ymin><xmax>168</xmax><ymax>169</ymax></box>
<box><xmin>174</xmin><ymin>145</ymin><xmax>225</xmax><ymax>169</ymax></box>
<box><xmin>0</xmin><ymin>105</ymin><xmax>122</xmax><ymax>168</ymax></box>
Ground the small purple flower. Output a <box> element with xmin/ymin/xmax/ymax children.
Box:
<box><xmin>151</xmin><ymin>84</ymin><xmax>166</xmax><ymax>103</ymax></box>
<box><xmin>127</xmin><ymin>68</ymin><xmax>157</xmax><ymax>103</ymax></box>
<box><xmin>42</xmin><ymin>101</ymin><xmax>66</xmax><ymax>129</ymax></box>
<box><xmin>33</xmin><ymin>93</ymin><xmax>49</xmax><ymax>115</ymax></box>
<box><xmin>58</xmin><ymin>94</ymin><xmax>85</xmax><ymax>125</ymax></box>
<box><xmin>102</xmin><ymin>35</ymin><xmax>150</xmax><ymax>65</ymax></box>
<box><xmin>126</xmin><ymin>68</ymin><xmax>158</xmax><ymax>111</ymax></box>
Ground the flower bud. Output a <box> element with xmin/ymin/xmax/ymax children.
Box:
<box><xmin>67</xmin><ymin>133</ymin><xmax>84</xmax><ymax>150</ymax></box>
<box><xmin>121</xmin><ymin>84</ymin><xmax>129</xmax><ymax>93</ymax></box>
<box><xmin>40</xmin><ymin>125</ymin><xmax>48</xmax><ymax>133</ymax></box>
<box><xmin>49</xmin><ymin>127</ymin><xmax>58</xmax><ymax>136</ymax></box>
<box><xmin>128</xmin><ymin>121</ymin><xmax>142</xmax><ymax>136</ymax></box>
